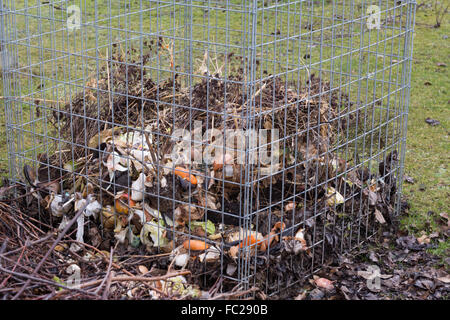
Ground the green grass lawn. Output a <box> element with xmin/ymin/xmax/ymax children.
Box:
<box><xmin>400</xmin><ymin>8</ymin><xmax>449</xmax><ymax>257</ymax></box>
<box><xmin>0</xmin><ymin>2</ymin><xmax>448</xmax><ymax>256</ymax></box>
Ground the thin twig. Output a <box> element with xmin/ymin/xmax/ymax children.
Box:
<box><xmin>1</xmin><ymin>233</ymin><xmax>53</xmax><ymax>257</ymax></box>
<box><xmin>94</xmin><ymin>247</ymin><xmax>114</xmax><ymax>295</ymax></box>
<box><xmin>12</xmin><ymin>197</ymin><xmax>92</xmax><ymax>299</ymax></box>
<box><xmin>0</xmin><ymin>265</ymin><xmax>100</xmax><ymax>298</ymax></box>
<box><xmin>0</xmin><ymin>95</ymin><xmax>64</xmax><ymax>104</ymax></box>
<box><xmin>210</xmin><ymin>286</ymin><xmax>259</xmax><ymax>300</ymax></box>
<box><xmin>58</xmin><ymin>270</ymin><xmax>191</xmax><ymax>293</ymax></box>
<box><xmin>0</xmin><ymin>244</ymin><xmax>26</xmax><ymax>287</ymax></box>
<box><xmin>101</xmin><ymin>271</ymin><xmax>114</xmax><ymax>299</ymax></box>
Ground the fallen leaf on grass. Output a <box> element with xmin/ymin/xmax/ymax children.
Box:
<box><xmin>396</xmin><ymin>236</ymin><xmax>425</xmax><ymax>251</ymax></box>
<box><xmin>416</xmin><ymin>235</ymin><xmax>430</xmax><ymax>244</ymax></box>
<box><xmin>295</xmin><ymin>291</ymin><xmax>307</xmax><ymax>300</ymax></box>
<box><xmin>417</xmin><ymin>234</ymin><xmax>431</xmax><ymax>244</ymax></box>
<box><xmin>357</xmin><ymin>266</ymin><xmax>392</xmax><ymax>281</ymax></box>
<box><xmin>425</xmin><ymin>118</ymin><xmax>440</xmax><ymax>126</ymax></box>
<box><xmin>439</xmin><ymin>212</ymin><xmax>449</xmax><ymax>226</ymax></box>
<box><xmin>414</xmin><ymin>278</ymin><xmax>435</xmax><ymax>291</ymax></box>
<box><xmin>404</xmin><ymin>175</ymin><xmax>415</xmax><ymax>184</ymax></box>
<box><xmin>309</xmin><ymin>288</ymin><xmax>325</xmax><ymax>300</ymax></box>
<box><xmin>436</xmin><ymin>275</ymin><xmax>450</xmax><ymax>284</ymax></box>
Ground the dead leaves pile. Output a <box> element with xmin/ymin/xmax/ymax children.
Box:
<box><xmin>293</xmin><ymin>232</ymin><xmax>449</xmax><ymax>300</ymax></box>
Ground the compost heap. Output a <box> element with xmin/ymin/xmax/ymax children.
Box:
<box><xmin>10</xmin><ymin>45</ymin><xmax>400</xmax><ymax>298</ymax></box>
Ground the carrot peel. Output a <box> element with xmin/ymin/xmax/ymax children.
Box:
<box><xmin>183</xmin><ymin>239</ymin><xmax>209</xmax><ymax>251</ymax></box>
<box><xmin>174</xmin><ymin>166</ymin><xmax>198</xmax><ymax>185</ymax></box>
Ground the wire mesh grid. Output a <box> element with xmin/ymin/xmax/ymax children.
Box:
<box><xmin>1</xmin><ymin>0</ymin><xmax>416</xmax><ymax>297</ymax></box>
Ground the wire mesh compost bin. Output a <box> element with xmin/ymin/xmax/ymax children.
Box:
<box><xmin>1</xmin><ymin>0</ymin><xmax>416</xmax><ymax>297</ymax></box>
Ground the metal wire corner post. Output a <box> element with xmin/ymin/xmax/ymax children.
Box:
<box><xmin>396</xmin><ymin>0</ymin><xmax>416</xmax><ymax>218</ymax></box>
<box><xmin>1</xmin><ymin>1</ymin><xmax>15</xmax><ymax>187</ymax></box>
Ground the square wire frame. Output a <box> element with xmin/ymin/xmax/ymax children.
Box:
<box><xmin>1</xmin><ymin>0</ymin><xmax>416</xmax><ymax>296</ymax></box>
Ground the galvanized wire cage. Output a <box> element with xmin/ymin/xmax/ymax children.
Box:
<box><xmin>1</xmin><ymin>0</ymin><xmax>416</xmax><ymax>297</ymax></box>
